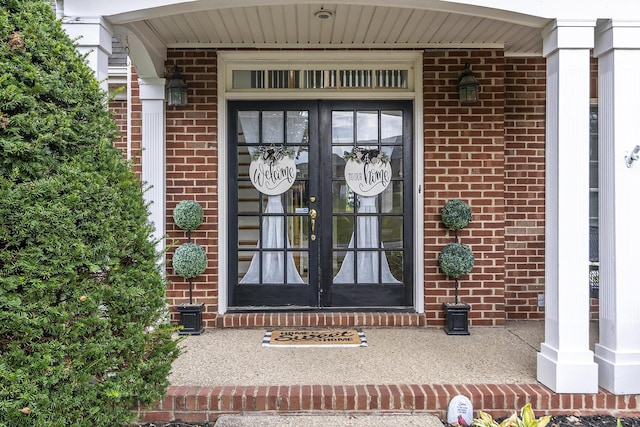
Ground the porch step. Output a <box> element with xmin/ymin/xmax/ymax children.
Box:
<box><xmin>138</xmin><ymin>383</ymin><xmax>640</xmax><ymax>424</ymax></box>
<box><xmin>217</xmin><ymin>312</ymin><xmax>427</xmax><ymax>328</ymax></box>
<box><xmin>214</xmin><ymin>414</ymin><xmax>444</xmax><ymax>426</ymax></box>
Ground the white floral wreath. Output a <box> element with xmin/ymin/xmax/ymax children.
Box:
<box><xmin>251</xmin><ymin>145</ymin><xmax>296</xmax><ymax>162</ymax></box>
<box><xmin>343</xmin><ymin>147</ymin><xmax>390</xmax><ymax>165</ymax></box>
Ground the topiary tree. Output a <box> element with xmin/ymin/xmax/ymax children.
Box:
<box><xmin>0</xmin><ymin>1</ymin><xmax>180</xmax><ymax>426</ymax></box>
<box><xmin>440</xmin><ymin>200</ymin><xmax>474</xmax><ymax>305</ymax></box>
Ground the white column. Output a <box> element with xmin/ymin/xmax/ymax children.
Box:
<box><xmin>537</xmin><ymin>20</ymin><xmax>599</xmax><ymax>393</ymax></box>
<box><xmin>62</xmin><ymin>17</ymin><xmax>112</xmax><ymax>92</ymax></box>
<box><xmin>139</xmin><ymin>79</ymin><xmax>167</xmax><ymax>254</ymax></box>
<box><xmin>593</xmin><ymin>20</ymin><xmax>640</xmax><ymax>395</ymax></box>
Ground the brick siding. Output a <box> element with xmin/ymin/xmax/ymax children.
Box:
<box><xmin>110</xmin><ymin>49</ymin><xmax>603</xmax><ymax>328</ymax></box>
<box><xmin>165</xmin><ymin>50</ymin><xmax>219</xmax><ymax>328</ymax></box>
<box><xmin>422</xmin><ymin>50</ymin><xmax>506</xmax><ymax>327</ymax></box>
<box><xmin>503</xmin><ymin>57</ymin><xmax>547</xmax><ymax>320</ymax></box>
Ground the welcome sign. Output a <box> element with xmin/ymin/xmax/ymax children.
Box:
<box><xmin>344</xmin><ymin>149</ymin><xmax>392</xmax><ymax>196</ymax></box>
<box><xmin>249</xmin><ymin>148</ymin><xmax>297</xmax><ymax>195</ymax></box>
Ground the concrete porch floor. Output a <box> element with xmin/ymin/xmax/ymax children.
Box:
<box><xmin>140</xmin><ymin>321</ymin><xmax>640</xmax><ymax>424</ymax></box>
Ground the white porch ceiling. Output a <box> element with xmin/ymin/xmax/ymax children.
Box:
<box><xmin>131</xmin><ymin>3</ymin><xmax>550</xmax><ymax>55</ymax></box>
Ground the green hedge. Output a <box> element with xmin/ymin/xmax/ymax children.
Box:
<box><xmin>0</xmin><ymin>1</ymin><xmax>179</xmax><ymax>425</ymax></box>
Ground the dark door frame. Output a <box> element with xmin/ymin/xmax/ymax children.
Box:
<box><xmin>227</xmin><ymin>100</ymin><xmax>413</xmax><ymax>310</ymax></box>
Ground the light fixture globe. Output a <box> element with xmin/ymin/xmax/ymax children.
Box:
<box><xmin>458</xmin><ymin>63</ymin><xmax>479</xmax><ymax>105</ymax></box>
<box><xmin>314</xmin><ymin>8</ymin><xmax>333</xmax><ymax>19</ymax></box>
<box><xmin>166</xmin><ymin>66</ymin><xmax>188</xmax><ymax>107</ymax></box>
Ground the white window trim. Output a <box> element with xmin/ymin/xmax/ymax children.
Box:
<box><xmin>217</xmin><ymin>50</ymin><xmax>424</xmax><ymax>314</ymax></box>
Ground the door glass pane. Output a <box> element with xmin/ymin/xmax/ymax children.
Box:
<box><xmin>381</xmin><ymin>110</ymin><xmax>403</xmax><ymax>143</ymax></box>
<box><xmin>262</xmin><ymin>111</ymin><xmax>284</xmax><ymax>144</ymax></box>
<box><xmin>384</xmin><ymin>251</ymin><xmax>404</xmax><ymax>282</ymax></box>
<box><xmin>380</xmin><ymin>182</ymin><xmax>403</xmax><ymax>213</ymax></box>
<box><xmin>285</xmin><ymin>182</ymin><xmax>309</xmax><ymax>213</ymax></box>
<box><xmin>238</xmin><ymin>181</ymin><xmax>259</xmax><ymax>213</ymax></box>
<box><xmin>332</xmin><ymin>251</ymin><xmax>352</xmax><ymax>282</ymax></box>
<box><xmin>382</xmin><ymin>216</ymin><xmax>403</xmax><ymax>248</ymax></box>
<box><xmin>386</xmin><ymin>146</ymin><xmax>403</xmax><ymax>179</ymax></box>
<box><xmin>287</xmin><ymin>211</ymin><xmax>309</xmax><ymax>249</ymax></box>
<box><xmin>331</xmin><ymin>148</ymin><xmax>347</xmax><ymax>180</ymax></box>
<box><xmin>331</xmin><ymin>182</ymin><xmax>357</xmax><ymax>214</ymax></box>
<box><xmin>357</xmin><ymin>111</ymin><xmax>378</xmax><ymax>145</ymax></box>
<box><xmin>238</xmin><ymin>145</ymin><xmax>252</xmax><ymax>177</ymax></box>
<box><xmin>293</xmin><ymin>251</ymin><xmax>309</xmax><ymax>284</ymax></box>
<box><xmin>238</xmin><ymin>216</ymin><xmax>259</xmax><ymax>248</ymax></box>
<box><xmin>332</xmin><ymin>111</ymin><xmax>354</xmax><ymax>144</ymax></box>
<box><xmin>287</xmin><ymin>111</ymin><xmax>308</xmax><ymax>144</ymax></box>
<box><xmin>333</xmin><ymin>216</ymin><xmax>354</xmax><ymax>247</ymax></box>
<box><xmin>238</xmin><ymin>111</ymin><xmax>260</xmax><ymax>144</ymax></box>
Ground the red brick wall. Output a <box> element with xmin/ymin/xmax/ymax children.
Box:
<box><xmin>109</xmin><ymin>76</ymin><xmax>142</xmax><ymax>177</ymax></box>
<box><xmin>503</xmin><ymin>57</ymin><xmax>546</xmax><ymax>320</ymax></box>
<box><xmin>109</xmin><ymin>100</ymin><xmax>128</xmax><ymax>155</ymax></box>
<box><xmin>163</xmin><ymin>49</ymin><xmax>219</xmax><ymax>328</ymax></box>
<box><xmin>111</xmin><ymin>50</ymin><xmax>607</xmax><ymax>328</ymax></box>
<box><xmin>422</xmin><ymin>50</ymin><xmax>506</xmax><ymax>327</ymax></box>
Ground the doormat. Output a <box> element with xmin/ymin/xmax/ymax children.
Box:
<box><xmin>262</xmin><ymin>329</ymin><xmax>367</xmax><ymax>348</ymax></box>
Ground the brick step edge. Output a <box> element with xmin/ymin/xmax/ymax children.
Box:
<box><xmin>138</xmin><ymin>383</ymin><xmax>640</xmax><ymax>424</ymax></box>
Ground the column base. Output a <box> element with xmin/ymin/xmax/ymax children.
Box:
<box><xmin>537</xmin><ymin>343</ymin><xmax>598</xmax><ymax>393</ymax></box>
<box><xmin>595</xmin><ymin>344</ymin><xmax>640</xmax><ymax>394</ymax></box>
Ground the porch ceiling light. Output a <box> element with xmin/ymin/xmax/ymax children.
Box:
<box><xmin>314</xmin><ymin>8</ymin><xmax>333</xmax><ymax>20</ymax></box>
<box><xmin>166</xmin><ymin>66</ymin><xmax>188</xmax><ymax>107</ymax></box>
<box><xmin>458</xmin><ymin>63</ymin><xmax>479</xmax><ymax>105</ymax></box>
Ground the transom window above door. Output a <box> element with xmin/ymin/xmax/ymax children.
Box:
<box><xmin>219</xmin><ymin>51</ymin><xmax>421</xmax><ymax>96</ymax></box>
<box><xmin>232</xmin><ymin>69</ymin><xmax>409</xmax><ymax>90</ymax></box>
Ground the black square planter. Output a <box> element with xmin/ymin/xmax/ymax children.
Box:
<box><xmin>443</xmin><ymin>302</ymin><xmax>470</xmax><ymax>335</ymax></box>
<box><xmin>177</xmin><ymin>303</ymin><xmax>204</xmax><ymax>335</ymax></box>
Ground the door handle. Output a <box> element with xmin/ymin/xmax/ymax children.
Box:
<box><xmin>309</xmin><ymin>208</ymin><xmax>317</xmax><ymax>241</ymax></box>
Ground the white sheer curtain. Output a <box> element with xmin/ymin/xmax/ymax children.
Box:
<box><xmin>240</xmin><ymin>195</ymin><xmax>304</xmax><ymax>284</ymax></box>
<box><xmin>333</xmin><ymin>195</ymin><xmax>400</xmax><ymax>284</ymax></box>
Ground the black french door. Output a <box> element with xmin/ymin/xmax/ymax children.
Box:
<box><xmin>228</xmin><ymin>100</ymin><xmax>413</xmax><ymax>310</ymax></box>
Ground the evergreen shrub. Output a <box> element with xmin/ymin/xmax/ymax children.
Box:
<box><xmin>0</xmin><ymin>1</ymin><xmax>179</xmax><ymax>425</ymax></box>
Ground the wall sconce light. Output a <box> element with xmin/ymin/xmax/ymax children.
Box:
<box><xmin>166</xmin><ymin>66</ymin><xmax>188</xmax><ymax>107</ymax></box>
<box><xmin>458</xmin><ymin>63</ymin><xmax>479</xmax><ymax>105</ymax></box>
<box><xmin>625</xmin><ymin>145</ymin><xmax>640</xmax><ymax>168</ymax></box>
